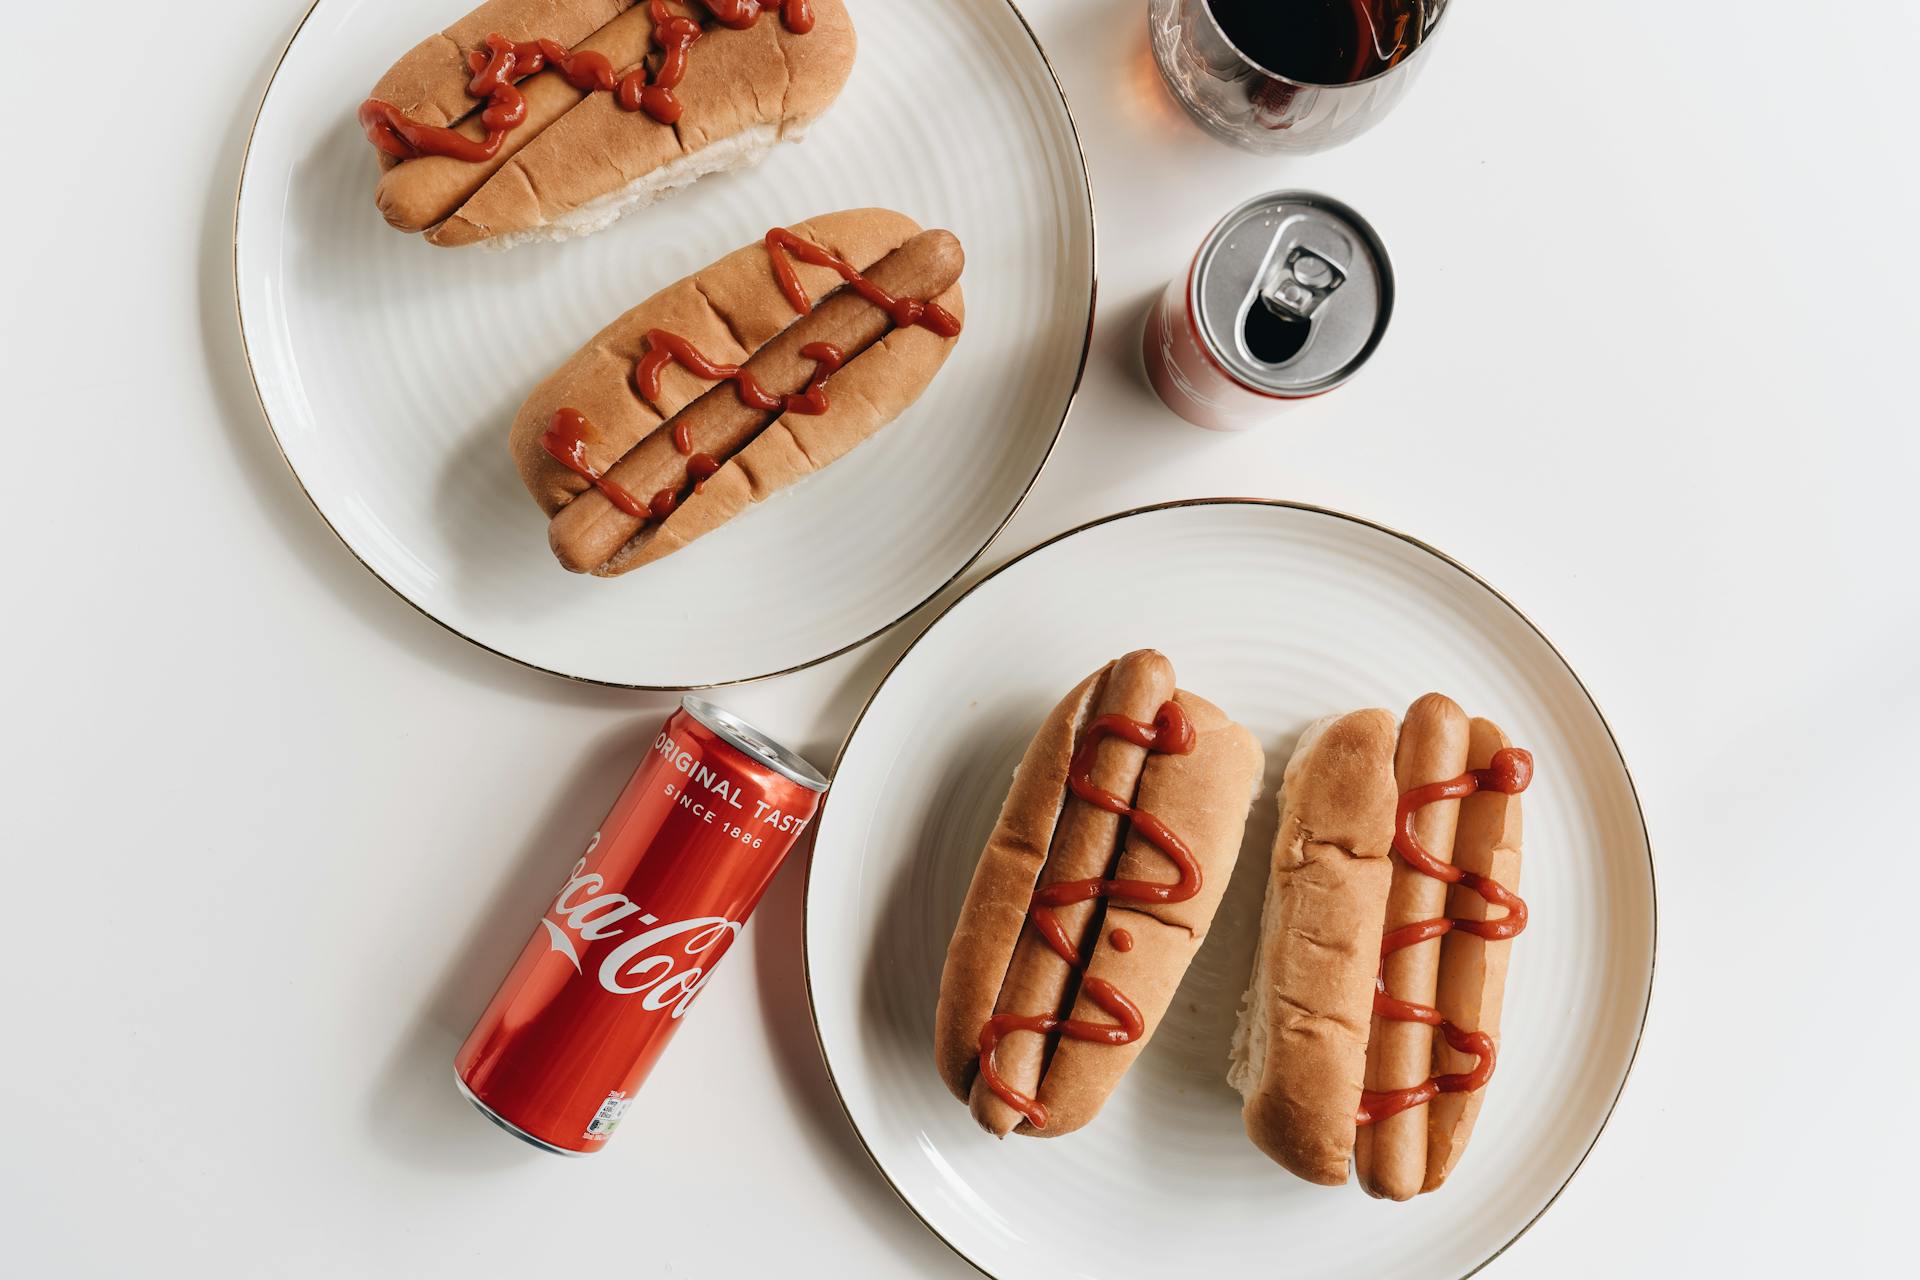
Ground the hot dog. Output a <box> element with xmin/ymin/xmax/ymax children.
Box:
<box><xmin>1231</xmin><ymin>696</ymin><xmax>1534</xmax><ymax>1195</ymax></box>
<box><xmin>358</xmin><ymin>1</ymin><xmax>855</xmax><ymax>248</ymax></box>
<box><xmin>935</xmin><ymin>652</ymin><xmax>1263</xmax><ymax>1139</ymax></box>
<box><xmin>510</xmin><ymin>208</ymin><xmax>964</xmax><ymax>576</ymax></box>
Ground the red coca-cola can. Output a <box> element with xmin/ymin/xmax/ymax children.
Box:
<box><xmin>455</xmin><ymin>696</ymin><xmax>828</xmax><ymax>1155</ymax></box>
<box><xmin>1142</xmin><ymin>190</ymin><xmax>1394</xmax><ymax>430</ymax></box>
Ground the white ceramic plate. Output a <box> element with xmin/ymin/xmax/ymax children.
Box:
<box><xmin>805</xmin><ymin>500</ymin><xmax>1655</xmax><ymax>1280</ymax></box>
<box><xmin>235</xmin><ymin>0</ymin><xmax>1092</xmax><ymax>687</ymax></box>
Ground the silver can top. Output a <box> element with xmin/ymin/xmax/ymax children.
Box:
<box><xmin>1190</xmin><ymin>191</ymin><xmax>1394</xmax><ymax>397</ymax></box>
<box><xmin>680</xmin><ymin>696</ymin><xmax>830</xmax><ymax>793</ymax></box>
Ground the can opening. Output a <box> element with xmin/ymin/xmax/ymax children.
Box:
<box><xmin>1243</xmin><ymin>299</ymin><xmax>1311</xmax><ymax>365</ymax></box>
<box><xmin>1244</xmin><ymin>243</ymin><xmax>1346</xmax><ymax>367</ymax></box>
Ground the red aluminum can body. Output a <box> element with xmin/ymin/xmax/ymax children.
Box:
<box><xmin>455</xmin><ymin>698</ymin><xmax>828</xmax><ymax>1155</ymax></box>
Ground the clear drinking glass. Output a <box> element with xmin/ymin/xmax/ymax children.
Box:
<box><xmin>1148</xmin><ymin>0</ymin><xmax>1449</xmax><ymax>154</ymax></box>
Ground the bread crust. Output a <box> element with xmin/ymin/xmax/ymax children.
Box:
<box><xmin>508</xmin><ymin>208</ymin><xmax>962</xmax><ymax>575</ymax></box>
<box><xmin>366</xmin><ymin>1</ymin><xmax>855</xmax><ymax>246</ymax></box>
<box><xmin>1423</xmin><ymin>716</ymin><xmax>1524</xmax><ymax>1191</ymax></box>
<box><xmin>1233</xmin><ymin>709</ymin><xmax>1400</xmax><ymax>1185</ymax></box>
<box><xmin>933</xmin><ymin>666</ymin><xmax>1111</xmax><ymax>1102</ymax></box>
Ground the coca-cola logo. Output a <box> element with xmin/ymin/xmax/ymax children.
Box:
<box><xmin>538</xmin><ymin>833</ymin><xmax>743</xmax><ymax>1019</ymax></box>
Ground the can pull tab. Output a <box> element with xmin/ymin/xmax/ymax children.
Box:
<box><xmin>1259</xmin><ymin>245</ymin><xmax>1347</xmax><ymax>321</ymax></box>
<box><xmin>1243</xmin><ymin>231</ymin><xmax>1350</xmax><ymax>367</ymax></box>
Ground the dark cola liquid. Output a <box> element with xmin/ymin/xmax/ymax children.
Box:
<box><xmin>1209</xmin><ymin>0</ymin><xmax>1420</xmax><ymax>85</ymax></box>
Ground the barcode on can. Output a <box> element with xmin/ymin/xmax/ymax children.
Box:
<box><xmin>584</xmin><ymin>1091</ymin><xmax>633</xmax><ymax>1140</ymax></box>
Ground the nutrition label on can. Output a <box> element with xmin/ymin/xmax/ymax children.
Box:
<box><xmin>584</xmin><ymin>1091</ymin><xmax>633</xmax><ymax>1141</ymax></box>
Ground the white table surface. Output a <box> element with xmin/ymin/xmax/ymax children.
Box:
<box><xmin>5</xmin><ymin>1</ymin><xmax>1915</xmax><ymax>1275</ymax></box>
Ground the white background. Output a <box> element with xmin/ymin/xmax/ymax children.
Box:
<box><xmin>3</xmin><ymin>0</ymin><xmax>1914</xmax><ymax>1275</ymax></box>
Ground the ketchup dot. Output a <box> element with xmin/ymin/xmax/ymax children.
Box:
<box><xmin>1486</xmin><ymin>748</ymin><xmax>1534</xmax><ymax>794</ymax></box>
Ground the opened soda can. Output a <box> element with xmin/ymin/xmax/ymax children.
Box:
<box><xmin>1143</xmin><ymin>190</ymin><xmax>1394</xmax><ymax>430</ymax></box>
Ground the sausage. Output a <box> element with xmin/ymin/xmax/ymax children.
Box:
<box><xmin>1422</xmin><ymin>716</ymin><xmax>1525</xmax><ymax>1191</ymax></box>
<box><xmin>1356</xmin><ymin>692</ymin><xmax>1470</xmax><ymax>1200</ymax></box>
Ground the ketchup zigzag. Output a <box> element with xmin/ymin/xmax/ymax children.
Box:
<box><xmin>358</xmin><ymin>1</ymin><xmax>816</xmax><ymax>162</ymax></box>
<box><xmin>540</xmin><ymin>226</ymin><xmax>961</xmax><ymax>527</ymax></box>
<box><xmin>1355</xmin><ymin>747</ymin><xmax>1533</xmax><ymax>1127</ymax></box>
<box><xmin>975</xmin><ymin>701</ymin><xmax>1198</xmax><ymax>1130</ymax></box>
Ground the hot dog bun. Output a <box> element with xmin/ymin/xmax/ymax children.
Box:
<box><xmin>1228</xmin><ymin>709</ymin><xmax>1400</xmax><ymax>1184</ymax></box>
<box><xmin>1232</xmin><ymin>697</ymin><xmax>1532</xmax><ymax>1196</ymax></box>
<box><xmin>936</xmin><ymin>653</ymin><xmax>1262</xmax><ymax>1139</ymax></box>
<box><xmin>510</xmin><ymin>207</ymin><xmax>963</xmax><ymax>576</ymax></box>
<box><xmin>364</xmin><ymin>1</ymin><xmax>855</xmax><ymax>249</ymax></box>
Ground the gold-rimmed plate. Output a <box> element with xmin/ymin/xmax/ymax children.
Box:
<box><xmin>234</xmin><ymin>0</ymin><xmax>1093</xmax><ymax>688</ymax></box>
<box><xmin>805</xmin><ymin>499</ymin><xmax>1655</xmax><ymax>1279</ymax></box>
